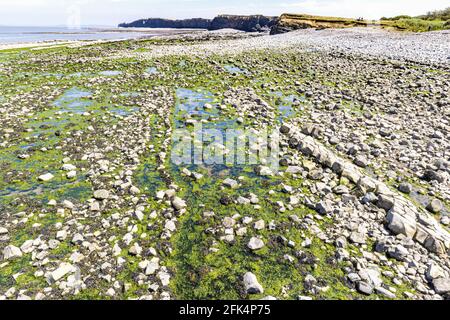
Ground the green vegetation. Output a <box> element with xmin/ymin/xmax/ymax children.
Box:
<box><xmin>381</xmin><ymin>7</ymin><xmax>450</xmax><ymax>32</ymax></box>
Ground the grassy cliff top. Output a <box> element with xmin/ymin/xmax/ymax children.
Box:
<box><xmin>278</xmin><ymin>12</ymin><xmax>450</xmax><ymax>32</ymax></box>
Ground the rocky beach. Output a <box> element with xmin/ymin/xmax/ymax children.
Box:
<box><xmin>0</xmin><ymin>27</ymin><xmax>449</xmax><ymax>300</ymax></box>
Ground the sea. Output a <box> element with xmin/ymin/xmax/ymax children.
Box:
<box><xmin>0</xmin><ymin>26</ymin><xmax>185</xmax><ymax>45</ymax></box>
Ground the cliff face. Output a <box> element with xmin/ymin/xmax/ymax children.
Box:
<box><xmin>119</xmin><ymin>15</ymin><xmax>278</xmax><ymax>32</ymax></box>
<box><xmin>119</xmin><ymin>18</ymin><xmax>211</xmax><ymax>29</ymax></box>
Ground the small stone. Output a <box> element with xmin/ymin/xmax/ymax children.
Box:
<box><xmin>3</xmin><ymin>245</ymin><xmax>22</xmax><ymax>260</ymax></box>
<box><xmin>56</xmin><ymin>230</ymin><xmax>68</xmax><ymax>241</ymax></box>
<box><xmin>248</xmin><ymin>237</ymin><xmax>265</xmax><ymax>250</ymax></box>
<box><xmin>63</xmin><ymin>200</ymin><xmax>74</xmax><ymax>209</ymax></box>
<box><xmin>377</xmin><ymin>195</ymin><xmax>395</xmax><ymax>211</ymax></box>
<box><xmin>280</xmin><ymin>125</ymin><xmax>290</xmax><ymax>134</ymax></box>
<box><xmin>440</xmin><ymin>216</ymin><xmax>450</xmax><ymax>226</ymax></box>
<box><xmin>254</xmin><ymin>220</ymin><xmax>265</xmax><ymax>230</ymax></box>
<box><xmin>422</xmin><ymin>170</ymin><xmax>444</xmax><ymax>183</ymax></box>
<box><xmin>223</xmin><ymin>178</ymin><xmax>239</xmax><ymax>189</ymax></box>
<box><xmin>130</xmin><ymin>186</ymin><xmax>140</xmax><ymax>195</ymax></box>
<box><xmin>357</xmin><ymin>281</ymin><xmax>373</xmax><ymax>295</ymax></box>
<box><xmin>389</xmin><ymin>245</ymin><xmax>409</xmax><ymax>261</ymax></box>
<box><xmin>145</xmin><ymin>258</ymin><xmax>160</xmax><ymax>275</ymax></box>
<box><xmin>432</xmin><ymin>278</ymin><xmax>450</xmax><ymax>295</ymax></box>
<box><xmin>129</xmin><ymin>243</ymin><xmax>143</xmax><ymax>256</ymax></box>
<box><xmin>61</xmin><ymin>164</ymin><xmax>76</xmax><ymax>171</ymax></box>
<box><xmin>93</xmin><ymin>189</ymin><xmax>110</xmax><ymax>200</ymax></box>
<box><xmin>255</xmin><ymin>166</ymin><xmax>273</xmax><ymax>176</ymax></box>
<box><xmin>425</xmin><ymin>264</ymin><xmax>445</xmax><ymax>281</ymax></box>
<box><xmin>426</xmin><ymin>199</ymin><xmax>443</xmax><ymax>214</ymax></box>
<box><xmin>349</xmin><ymin>232</ymin><xmax>366</xmax><ymax>244</ymax></box>
<box><xmin>71</xmin><ymin>233</ymin><xmax>84</xmax><ymax>245</ymax></box>
<box><xmin>171</xmin><ymin>197</ymin><xmax>186</xmax><ymax>210</ymax></box>
<box><xmin>315</xmin><ymin>200</ymin><xmax>333</xmax><ymax>215</ymax></box>
<box><xmin>90</xmin><ymin>201</ymin><xmax>100</xmax><ymax>212</ymax></box>
<box><xmin>158</xmin><ymin>271</ymin><xmax>171</xmax><ymax>286</ymax></box>
<box><xmin>66</xmin><ymin>171</ymin><xmax>77</xmax><ymax>179</ymax></box>
<box><xmin>38</xmin><ymin>173</ymin><xmax>54</xmax><ymax>182</ymax></box>
<box><xmin>243</xmin><ymin>272</ymin><xmax>264</xmax><ymax>294</ymax></box>
<box><xmin>223</xmin><ymin>217</ymin><xmax>236</xmax><ymax>228</ymax></box>
<box><xmin>48</xmin><ymin>263</ymin><xmax>75</xmax><ymax>283</ymax></box>
<box><xmin>398</xmin><ymin>183</ymin><xmax>412</xmax><ymax>194</ymax></box>
<box><xmin>354</xmin><ymin>155</ymin><xmax>368</xmax><ymax>168</ymax></box>
<box><xmin>106</xmin><ymin>288</ymin><xmax>115</xmax><ymax>297</ymax></box>
<box><xmin>375</xmin><ymin>286</ymin><xmax>396</xmax><ymax>299</ymax></box>
<box><xmin>165</xmin><ymin>220</ymin><xmax>176</xmax><ymax>232</ymax></box>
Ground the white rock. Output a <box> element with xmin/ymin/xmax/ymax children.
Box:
<box><xmin>243</xmin><ymin>272</ymin><xmax>264</xmax><ymax>294</ymax></box>
<box><xmin>248</xmin><ymin>237</ymin><xmax>265</xmax><ymax>250</ymax></box>
<box><xmin>48</xmin><ymin>263</ymin><xmax>75</xmax><ymax>283</ymax></box>
<box><xmin>61</xmin><ymin>164</ymin><xmax>76</xmax><ymax>171</ymax></box>
<box><xmin>171</xmin><ymin>197</ymin><xmax>186</xmax><ymax>210</ymax></box>
<box><xmin>56</xmin><ymin>230</ymin><xmax>67</xmax><ymax>241</ymax></box>
<box><xmin>38</xmin><ymin>173</ymin><xmax>54</xmax><ymax>182</ymax></box>
<box><xmin>66</xmin><ymin>171</ymin><xmax>77</xmax><ymax>179</ymax></box>
<box><xmin>93</xmin><ymin>189</ymin><xmax>110</xmax><ymax>200</ymax></box>
<box><xmin>3</xmin><ymin>245</ymin><xmax>22</xmax><ymax>260</ymax></box>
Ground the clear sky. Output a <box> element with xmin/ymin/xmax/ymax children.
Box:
<box><xmin>0</xmin><ymin>0</ymin><xmax>448</xmax><ymax>27</ymax></box>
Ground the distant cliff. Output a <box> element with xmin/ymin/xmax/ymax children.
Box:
<box><xmin>119</xmin><ymin>15</ymin><xmax>278</xmax><ymax>32</ymax></box>
<box><xmin>209</xmin><ymin>15</ymin><xmax>277</xmax><ymax>32</ymax></box>
<box><xmin>119</xmin><ymin>18</ymin><xmax>211</xmax><ymax>29</ymax></box>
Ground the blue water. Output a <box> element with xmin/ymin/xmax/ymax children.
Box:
<box><xmin>99</xmin><ymin>70</ymin><xmax>122</xmax><ymax>76</ymax></box>
<box><xmin>146</xmin><ymin>67</ymin><xmax>158</xmax><ymax>75</ymax></box>
<box><xmin>224</xmin><ymin>65</ymin><xmax>247</xmax><ymax>74</ymax></box>
<box><xmin>0</xmin><ymin>26</ymin><xmax>169</xmax><ymax>45</ymax></box>
<box><xmin>53</xmin><ymin>87</ymin><xmax>93</xmax><ymax>114</ymax></box>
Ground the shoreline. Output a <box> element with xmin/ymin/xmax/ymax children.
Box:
<box><xmin>0</xmin><ymin>28</ymin><xmax>204</xmax><ymax>51</ymax></box>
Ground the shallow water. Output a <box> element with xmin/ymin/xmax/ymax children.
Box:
<box><xmin>53</xmin><ymin>87</ymin><xmax>93</xmax><ymax>114</ymax></box>
<box><xmin>99</xmin><ymin>70</ymin><xmax>122</xmax><ymax>76</ymax></box>
<box><xmin>146</xmin><ymin>67</ymin><xmax>158</xmax><ymax>75</ymax></box>
<box><xmin>110</xmin><ymin>106</ymin><xmax>139</xmax><ymax>116</ymax></box>
<box><xmin>224</xmin><ymin>65</ymin><xmax>246</xmax><ymax>74</ymax></box>
<box><xmin>175</xmin><ymin>88</ymin><xmax>218</xmax><ymax>128</ymax></box>
<box><xmin>0</xmin><ymin>26</ymin><xmax>173</xmax><ymax>45</ymax></box>
<box><xmin>272</xmin><ymin>92</ymin><xmax>302</xmax><ymax>123</ymax></box>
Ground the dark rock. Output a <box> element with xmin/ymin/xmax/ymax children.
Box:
<box><xmin>209</xmin><ymin>15</ymin><xmax>277</xmax><ymax>32</ymax></box>
<box><xmin>220</xmin><ymin>196</ymin><xmax>233</xmax><ymax>206</ymax></box>
<box><xmin>119</xmin><ymin>15</ymin><xmax>278</xmax><ymax>33</ymax></box>
<box><xmin>398</xmin><ymin>182</ymin><xmax>412</xmax><ymax>194</ymax></box>
<box><xmin>422</xmin><ymin>170</ymin><xmax>444</xmax><ymax>183</ymax></box>
<box><xmin>119</xmin><ymin>18</ymin><xmax>211</xmax><ymax>29</ymax></box>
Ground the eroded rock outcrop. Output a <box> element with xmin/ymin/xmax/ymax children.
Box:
<box><xmin>280</xmin><ymin>125</ymin><xmax>450</xmax><ymax>256</ymax></box>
